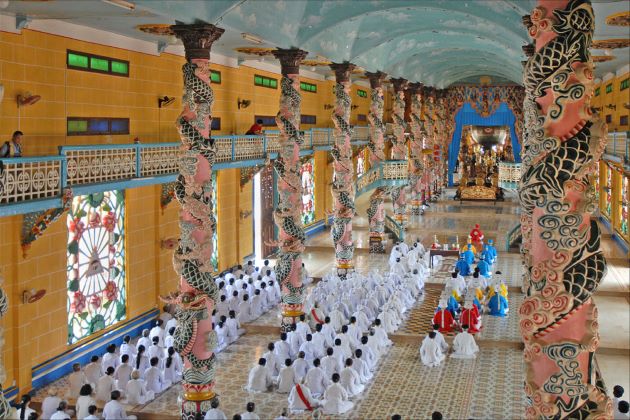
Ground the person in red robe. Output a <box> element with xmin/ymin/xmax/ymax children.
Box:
<box><xmin>460</xmin><ymin>302</ymin><xmax>481</xmax><ymax>333</ymax></box>
<box><xmin>432</xmin><ymin>300</ymin><xmax>455</xmax><ymax>333</ymax></box>
<box><xmin>469</xmin><ymin>224</ymin><xmax>484</xmax><ymax>252</ymax></box>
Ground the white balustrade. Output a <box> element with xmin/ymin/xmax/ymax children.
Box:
<box><xmin>382</xmin><ymin>161</ymin><xmax>409</xmax><ymax>179</ymax></box>
<box><xmin>140</xmin><ymin>144</ymin><xmax>180</xmax><ymax>177</ymax></box>
<box><xmin>312</xmin><ymin>129</ymin><xmax>329</xmax><ymax>146</ymax></box>
<box><xmin>214</xmin><ymin>138</ymin><xmax>233</xmax><ymax>162</ymax></box>
<box><xmin>63</xmin><ymin>147</ymin><xmax>136</xmax><ymax>185</ymax></box>
<box><xmin>0</xmin><ymin>158</ymin><xmax>62</xmax><ymax>203</ymax></box>
<box><xmin>234</xmin><ymin>136</ymin><xmax>265</xmax><ymax>160</ymax></box>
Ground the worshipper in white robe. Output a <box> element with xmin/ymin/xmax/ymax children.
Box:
<box><xmin>286</xmin><ymin>326</ymin><xmax>303</xmax><ymax>359</ymax></box>
<box><xmin>164</xmin><ymin>327</ymin><xmax>176</xmax><ymax>350</ymax></box>
<box><xmin>340</xmin><ymin>358</ymin><xmax>364</xmax><ymax>397</ymax></box>
<box><xmin>295</xmin><ymin>314</ymin><xmax>312</xmax><ymax>340</ymax></box>
<box><xmin>276</xmin><ymin>359</ymin><xmax>298</xmax><ymax>394</ymax></box>
<box><xmin>246</xmin><ymin>358</ymin><xmax>273</xmax><ymax>392</ymax></box>
<box><xmin>304</xmin><ymin>358</ymin><xmax>329</xmax><ymax>397</ymax></box>
<box><xmin>214</xmin><ymin>320</ymin><xmax>228</xmax><ymax>352</ymax></box>
<box><xmin>163</xmin><ymin>347</ymin><xmax>183</xmax><ymax>384</ymax></box>
<box><xmin>335</xmin><ymin>325</ymin><xmax>355</xmax><ymax>357</ymax></box>
<box><xmin>95</xmin><ymin>366</ymin><xmax>116</xmax><ymax>402</ymax></box>
<box><xmin>85</xmin><ymin>355</ymin><xmax>102</xmax><ymax>386</ymax></box>
<box><xmin>226</xmin><ymin>310</ymin><xmax>244</xmax><ymax>343</ymax></box>
<box><xmin>301</xmin><ymin>262</ymin><xmax>313</xmax><ymax>285</ymax></box>
<box><xmin>451</xmin><ymin>324</ymin><xmax>479</xmax><ymax>359</ymax></box>
<box><xmin>137</xmin><ymin>329</ymin><xmax>152</xmax><ymax>351</ymax></box>
<box><xmin>215</xmin><ymin>295</ymin><xmax>229</xmax><ymax>320</ymax></box>
<box><xmin>322</xmin><ymin>373</ymin><xmax>354</xmax><ymax>415</ymax></box>
<box><xmin>262</xmin><ymin>342</ymin><xmax>281</xmax><ymax>378</ymax></box>
<box><xmin>237</xmin><ymin>294</ymin><xmax>253</xmax><ymax>324</ymax></box>
<box><xmin>613</xmin><ymin>386</ymin><xmax>625</xmax><ymax>419</ymax></box>
<box><xmin>145</xmin><ymin>357</ymin><xmax>171</xmax><ymax>393</ymax></box>
<box><xmin>273</xmin><ymin>333</ymin><xmax>291</xmax><ymax>363</ymax></box>
<box><xmin>293</xmin><ymin>351</ymin><xmax>310</xmax><ymax>383</ymax></box>
<box><xmin>389</xmin><ymin>246</ymin><xmax>402</xmax><ymax>267</ymax></box>
<box><xmin>41</xmin><ymin>389</ymin><xmax>63</xmax><ymax>420</ymax></box>
<box><xmin>241</xmin><ymin>402</ymin><xmax>261</xmax><ymax>420</ymax></box>
<box><xmin>329</xmin><ymin>307</ymin><xmax>347</xmax><ymax>332</ymax></box>
<box><xmin>372</xmin><ymin>319</ymin><xmax>393</xmax><ymax>350</ymax></box>
<box><xmin>308</xmin><ymin>303</ymin><xmax>325</xmax><ymax>330</ymax></box>
<box><xmin>103</xmin><ymin>391</ymin><xmax>136</xmax><ymax>420</ymax></box>
<box><xmin>311</xmin><ymin>324</ymin><xmax>327</xmax><ymax>359</ymax></box>
<box><xmin>102</xmin><ymin>344</ymin><xmax>119</xmax><ymax>374</ymax></box>
<box><xmin>288</xmin><ymin>383</ymin><xmax>318</xmax><ymax>413</ymax></box>
<box><xmin>203</xmin><ymin>399</ymin><xmax>227</xmax><ymax>420</ymax></box>
<box><xmin>126</xmin><ymin>370</ymin><xmax>154</xmax><ymax>405</ymax></box>
<box><xmin>321</xmin><ymin>317</ymin><xmax>336</xmax><ymax>347</ymax></box>
<box><xmin>298</xmin><ymin>334</ymin><xmax>317</xmax><ymax>364</ymax></box>
<box><xmin>321</xmin><ymin>347</ymin><xmax>341</xmax><ymax>380</ymax></box>
<box><xmin>346</xmin><ymin>317</ymin><xmax>363</xmax><ymax>348</ymax></box>
<box><xmin>49</xmin><ymin>401</ymin><xmax>73</xmax><ymax>420</ymax></box>
<box><xmin>420</xmin><ymin>332</ymin><xmax>445</xmax><ymax>367</ymax></box>
<box><xmin>134</xmin><ymin>345</ymin><xmax>150</xmax><ymax>379</ymax></box>
<box><xmin>259</xmin><ymin>282</ymin><xmax>273</xmax><ymax>311</ymax></box>
<box><xmin>67</xmin><ymin>363</ymin><xmax>87</xmax><ymax>399</ymax></box>
<box><xmin>352</xmin><ymin>350</ymin><xmax>372</xmax><ymax>384</ymax></box>
<box><xmin>615</xmin><ymin>401</ymin><xmax>630</xmax><ymax>419</ymax></box>
<box><xmin>76</xmin><ymin>385</ymin><xmax>97</xmax><ymax>420</ymax></box>
<box><xmin>115</xmin><ymin>354</ymin><xmax>133</xmax><ymax>392</ymax></box>
<box><xmin>149</xmin><ymin>319</ymin><xmax>165</xmax><ymax>347</ymax></box>
<box><xmin>227</xmin><ymin>290</ymin><xmax>240</xmax><ymax>314</ymax></box>
<box><xmin>147</xmin><ymin>336</ymin><xmax>164</xmax><ymax>363</ymax></box>
<box><xmin>423</xmin><ymin>324</ymin><xmax>448</xmax><ymax>354</ymax></box>
<box><xmin>357</xmin><ymin>336</ymin><xmax>377</xmax><ymax>371</ymax></box>
<box><xmin>119</xmin><ymin>335</ymin><xmax>137</xmax><ymax>365</ymax></box>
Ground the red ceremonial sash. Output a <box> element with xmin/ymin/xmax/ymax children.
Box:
<box><xmin>311</xmin><ymin>308</ymin><xmax>323</xmax><ymax>324</ymax></box>
<box><xmin>295</xmin><ymin>384</ymin><xmax>313</xmax><ymax>411</ymax></box>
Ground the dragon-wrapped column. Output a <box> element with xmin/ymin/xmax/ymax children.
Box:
<box><xmin>519</xmin><ymin>1</ymin><xmax>611</xmax><ymax>418</ymax></box>
<box><xmin>271</xmin><ymin>48</ymin><xmax>308</xmax><ymax>332</ymax></box>
<box><xmin>329</xmin><ymin>62</ymin><xmax>356</xmax><ymax>277</ymax></box>
<box><xmin>423</xmin><ymin>88</ymin><xmax>436</xmax><ymax>203</ymax></box>
<box><xmin>365</xmin><ymin>71</ymin><xmax>388</xmax><ymax>253</ymax></box>
<box><xmin>170</xmin><ymin>23</ymin><xmax>224</xmax><ymax>419</ymax></box>
<box><xmin>0</xmin><ymin>274</ymin><xmax>10</xmax><ymax>418</ymax></box>
<box><xmin>390</xmin><ymin>78</ymin><xmax>409</xmax><ymax>226</ymax></box>
<box><xmin>407</xmin><ymin>82</ymin><xmax>425</xmax><ymax>215</ymax></box>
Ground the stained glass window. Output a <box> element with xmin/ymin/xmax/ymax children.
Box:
<box><xmin>67</xmin><ymin>190</ymin><xmax>126</xmax><ymax>344</ymax></box>
<box><xmin>300</xmin><ymin>158</ymin><xmax>315</xmax><ymax>226</ymax></box>
<box><xmin>211</xmin><ymin>173</ymin><xmax>219</xmax><ymax>272</ymax></box>
<box><xmin>357</xmin><ymin>152</ymin><xmax>365</xmax><ymax>178</ymax></box>
<box><xmin>605</xmin><ymin>165</ymin><xmax>612</xmax><ymax>218</ymax></box>
<box><xmin>620</xmin><ymin>174</ymin><xmax>628</xmax><ymax>237</ymax></box>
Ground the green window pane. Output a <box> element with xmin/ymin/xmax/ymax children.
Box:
<box><xmin>255</xmin><ymin>75</ymin><xmax>263</xmax><ymax>85</ymax></box>
<box><xmin>111</xmin><ymin>61</ymin><xmax>128</xmax><ymax>74</ymax></box>
<box><xmin>68</xmin><ymin>53</ymin><xmax>88</xmax><ymax>68</ymax></box>
<box><xmin>211</xmin><ymin>71</ymin><xmax>221</xmax><ymax>83</ymax></box>
<box><xmin>270</xmin><ymin>79</ymin><xmax>277</xmax><ymax>88</ymax></box>
<box><xmin>90</xmin><ymin>57</ymin><xmax>109</xmax><ymax>72</ymax></box>
<box><xmin>595</xmin><ymin>87</ymin><xmax>600</xmax><ymax>96</ymax></box>
<box><xmin>606</xmin><ymin>84</ymin><xmax>612</xmax><ymax>93</ymax></box>
<box><xmin>68</xmin><ymin>120</ymin><xmax>87</xmax><ymax>133</ymax></box>
<box><xmin>311</xmin><ymin>85</ymin><xmax>317</xmax><ymax>92</ymax></box>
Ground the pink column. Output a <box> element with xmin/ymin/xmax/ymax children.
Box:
<box><xmin>169</xmin><ymin>23</ymin><xmax>224</xmax><ymax>418</ymax></box>
<box><xmin>407</xmin><ymin>82</ymin><xmax>425</xmax><ymax>215</ymax></box>
<box><xmin>271</xmin><ymin>48</ymin><xmax>308</xmax><ymax>331</ymax></box>
<box><xmin>423</xmin><ymin>88</ymin><xmax>436</xmax><ymax>203</ymax></box>
<box><xmin>390</xmin><ymin>78</ymin><xmax>409</xmax><ymax>225</ymax></box>
<box><xmin>519</xmin><ymin>1</ymin><xmax>611</xmax><ymax>417</ymax></box>
<box><xmin>329</xmin><ymin>62</ymin><xmax>356</xmax><ymax>277</ymax></box>
<box><xmin>366</xmin><ymin>71</ymin><xmax>388</xmax><ymax>253</ymax></box>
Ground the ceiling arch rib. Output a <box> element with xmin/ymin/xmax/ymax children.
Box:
<box><xmin>433</xmin><ymin>67</ymin><xmax>522</xmax><ymax>87</ymax></box>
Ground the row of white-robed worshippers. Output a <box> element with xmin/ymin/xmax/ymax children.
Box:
<box><xmin>245</xmin><ymin>245</ymin><xmax>430</xmax><ymax>416</ymax></box>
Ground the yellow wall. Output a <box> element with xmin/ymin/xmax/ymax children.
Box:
<box><xmin>0</xmin><ymin>27</ymin><xmax>372</xmax><ymax>393</ymax></box>
<box><xmin>592</xmin><ymin>72</ymin><xmax>630</xmax><ymax>133</ymax></box>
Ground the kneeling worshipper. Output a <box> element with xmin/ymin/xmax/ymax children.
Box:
<box><xmin>460</xmin><ymin>301</ymin><xmax>482</xmax><ymax>333</ymax></box>
<box><xmin>487</xmin><ymin>286</ymin><xmax>509</xmax><ymax>317</ymax></box>
<box><xmin>277</xmin><ymin>359</ymin><xmax>298</xmax><ymax>394</ymax></box>
<box><xmin>340</xmin><ymin>358</ymin><xmax>365</xmax><ymax>397</ymax></box>
<box><xmin>463</xmin><ymin>244</ymin><xmax>476</xmax><ymax>265</ymax></box>
<box><xmin>455</xmin><ymin>254</ymin><xmax>471</xmax><ymax>276</ymax></box>
<box><xmin>126</xmin><ymin>370</ymin><xmax>154</xmax><ymax>405</ymax></box>
<box><xmin>304</xmin><ymin>358</ymin><xmax>329</xmax><ymax>397</ymax></box>
<box><xmin>420</xmin><ymin>331</ymin><xmax>446</xmax><ymax>367</ymax></box>
<box><xmin>484</xmin><ymin>239</ymin><xmax>497</xmax><ymax>264</ymax></box>
<box><xmin>145</xmin><ymin>357</ymin><xmax>171</xmax><ymax>394</ymax></box>
<box><xmin>451</xmin><ymin>325</ymin><xmax>480</xmax><ymax>359</ymax></box>
<box><xmin>204</xmin><ymin>400</ymin><xmax>227</xmax><ymax>420</ymax></box>
<box><xmin>246</xmin><ymin>358</ymin><xmax>273</xmax><ymax>392</ymax></box>
<box><xmin>476</xmin><ymin>254</ymin><xmax>491</xmax><ymax>277</ymax></box>
<box><xmin>288</xmin><ymin>382</ymin><xmax>319</xmax><ymax>413</ymax></box>
<box><xmin>423</xmin><ymin>324</ymin><xmax>448</xmax><ymax>354</ymax></box>
<box><xmin>432</xmin><ymin>300</ymin><xmax>455</xmax><ymax>333</ymax></box>
<box><xmin>322</xmin><ymin>373</ymin><xmax>354</xmax><ymax>415</ymax></box>
<box><xmin>447</xmin><ymin>291</ymin><xmax>461</xmax><ymax>316</ymax></box>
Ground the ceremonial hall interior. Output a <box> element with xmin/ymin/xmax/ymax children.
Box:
<box><xmin>0</xmin><ymin>1</ymin><xmax>628</xmax><ymax>419</ymax></box>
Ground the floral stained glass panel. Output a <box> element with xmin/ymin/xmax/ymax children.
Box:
<box><xmin>605</xmin><ymin>165</ymin><xmax>612</xmax><ymax>218</ymax></box>
<box><xmin>67</xmin><ymin>190</ymin><xmax>126</xmax><ymax>344</ymax></box>
<box><xmin>301</xmin><ymin>158</ymin><xmax>315</xmax><ymax>226</ymax></box>
<box><xmin>211</xmin><ymin>172</ymin><xmax>218</xmax><ymax>272</ymax></box>
<box><xmin>621</xmin><ymin>175</ymin><xmax>628</xmax><ymax>237</ymax></box>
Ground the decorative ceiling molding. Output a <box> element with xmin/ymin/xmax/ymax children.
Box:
<box><xmin>592</xmin><ymin>38</ymin><xmax>630</xmax><ymax>49</ymax></box>
<box><xmin>605</xmin><ymin>11</ymin><xmax>630</xmax><ymax>27</ymax></box>
<box><xmin>593</xmin><ymin>55</ymin><xmax>616</xmax><ymax>63</ymax></box>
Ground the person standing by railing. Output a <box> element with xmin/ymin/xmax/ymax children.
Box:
<box><xmin>0</xmin><ymin>131</ymin><xmax>23</xmax><ymax>158</ymax></box>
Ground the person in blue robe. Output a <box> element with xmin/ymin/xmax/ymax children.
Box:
<box><xmin>476</xmin><ymin>255</ymin><xmax>491</xmax><ymax>277</ymax></box>
<box><xmin>455</xmin><ymin>254</ymin><xmax>471</xmax><ymax>276</ymax></box>
<box><xmin>447</xmin><ymin>294</ymin><xmax>460</xmax><ymax>317</ymax></box>
<box><xmin>463</xmin><ymin>244</ymin><xmax>475</xmax><ymax>265</ymax></box>
<box><xmin>487</xmin><ymin>288</ymin><xmax>509</xmax><ymax>317</ymax></box>
<box><xmin>485</xmin><ymin>239</ymin><xmax>498</xmax><ymax>264</ymax></box>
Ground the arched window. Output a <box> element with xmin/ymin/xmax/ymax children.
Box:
<box><xmin>67</xmin><ymin>190</ymin><xmax>125</xmax><ymax>344</ymax></box>
<box><xmin>300</xmin><ymin>158</ymin><xmax>315</xmax><ymax>226</ymax></box>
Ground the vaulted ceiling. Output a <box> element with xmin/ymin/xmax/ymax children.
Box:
<box><xmin>1</xmin><ymin>0</ymin><xmax>628</xmax><ymax>87</ymax></box>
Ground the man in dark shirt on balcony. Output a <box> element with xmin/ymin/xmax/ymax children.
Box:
<box><xmin>0</xmin><ymin>131</ymin><xmax>23</xmax><ymax>158</ymax></box>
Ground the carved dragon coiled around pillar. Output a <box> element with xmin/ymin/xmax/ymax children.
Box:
<box><xmin>367</xmin><ymin>79</ymin><xmax>387</xmax><ymax>252</ymax></box>
<box><xmin>408</xmin><ymin>88</ymin><xmax>425</xmax><ymax>214</ymax></box>
<box><xmin>390</xmin><ymin>81</ymin><xmax>408</xmax><ymax>225</ymax></box>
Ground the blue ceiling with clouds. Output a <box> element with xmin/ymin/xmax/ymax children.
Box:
<box><xmin>2</xmin><ymin>0</ymin><xmax>627</xmax><ymax>87</ymax></box>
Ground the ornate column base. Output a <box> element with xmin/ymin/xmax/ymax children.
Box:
<box><xmin>410</xmin><ymin>200</ymin><xmax>423</xmax><ymax>215</ymax></box>
<box><xmin>394</xmin><ymin>214</ymin><xmax>407</xmax><ymax>226</ymax></box>
<box><xmin>182</xmin><ymin>394</ymin><xmax>219</xmax><ymax>420</ymax></box>
<box><xmin>336</xmin><ymin>261</ymin><xmax>354</xmax><ymax>279</ymax></box>
<box><xmin>369</xmin><ymin>235</ymin><xmax>386</xmax><ymax>253</ymax></box>
<box><xmin>281</xmin><ymin>310</ymin><xmax>304</xmax><ymax>333</ymax></box>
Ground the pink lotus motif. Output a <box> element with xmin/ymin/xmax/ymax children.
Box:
<box><xmin>90</xmin><ymin>294</ymin><xmax>101</xmax><ymax>310</ymax></box>
<box><xmin>102</xmin><ymin>211</ymin><xmax>116</xmax><ymax>232</ymax></box>
<box><xmin>103</xmin><ymin>281</ymin><xmax>118</xmax><ymax>301</ymax></box>
<box><xmin>71</xmin><ymin>291</ymin><xmax>86</xmax><ymax>313</ymax></box>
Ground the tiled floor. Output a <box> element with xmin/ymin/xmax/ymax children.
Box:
<box><xmin>31</xmin><ymin>189</ymin><xmax>629</xmax><ymax>419</ymax></box>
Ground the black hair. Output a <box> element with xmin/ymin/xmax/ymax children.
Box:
<box><xmin>19</xmin><ymin>394</ymin><xmax>31</xmax><ymax>420</ymax></box>
<box><xmin>123</xmin><ymin>335</ymin><xmax>131</xmax><ymax>343</ymax></box>
<box><xmin>166</xmin><ymin>347</ymin><xmax>175</xmax><ymax>369</ymax></box>
<box><xmin>341</xmin><ymin>325</ymin><xmax>348</xmax><ymax>333</ymax></box>
<box><xmin>345</xmin><ymin>358</ymin><xmax>353</xmax><ymax>367</ymax></box>
<box><xmin>88</xmin><ymin>405</ymin><xmax>97</xmax><ymax>415</ymax></box>
<box><xmin>361</xmin><ymin>336</ymin><xmax>368</xmax><ymax>344</ymax></box>
<box><xmin>429</xmin><ymin>331</ymin><xmax>437</xmax><ymax>339</ymax></box>
<box><xmin>280</xmin><ymin>332</ymin><xmax>287</xmax><ymax>340</ymax></box>
<box><xmin>150</xmin><ymin>357</ymin><xmax>159</xmax><ymax>367</ymax></box>
<box><xmin>121</xmin><ymin>354</ymin><xmax>129</xmax><ymax>363</ymax></box>
<box><xmin>169</xmin><ymin>327</ymin><xmax>175</xmax><ymax>335</ymax></box>
<box><xmin>106</xmin><ymin>366</ymin><xmax>115</xmax><ymax>375</ymax></box>
<box><xmin>285</xmin><ymin>358</ymin><xmax>292</xmax><ymax>366</ymax></box>
<box><xmin>110</xmin><ymin>390</ymin><xmax>121</xmax><ymax>401</ymax></box>
<box><xmin>332</xmin><ymin>373</ymin><xmax>340</xmax><ymax>383</ymax></box>
<box><xmin>246</xmin><ymin>402</ymin><xmax>255</xmax><ymax>412</ymax></box>
<box><xmin>355</xmin><ymin>349</ymin><xmax>362</xmax><ymax>358</ymax></box>
<box><xmin>79</xmin><ymin>384</ymin><xmax>93</xmax><ymax>396</ymax></box>
<box><xmin>335</xmin><ymin>338</ymin><xmax>341</xmax><ymax>346</ymax></box>
<box><xmin>136</xmin><ymin>345</ymin><xmax>145</xmax><ymax>370</ymax></box>
<box><xmin>313</xmin><ymin>358</ymin><xmax>320</xmax><ymax>367</ymax></box>
<box><xmin>267</xmin><ymin>342</ymin><xmax>274</xmax><ymax>351</ymax></box>
<box><xmin>90</xmin><ymin>355</ymin><xmax>99</xmax><ymax>362</ymax></box>
<box><xmin>306</xmin><ymin>334</ymin><xmax>312</xmax><ymax>341</ymax></box>
<box><xmin>256</xmin><ymin>119</ymin><xmax>263</xmax><ymax>124</ymax></box>
<box><xmin>326</xmin><ymin>347</ymin><xmax>333</xmax><ymax>356</ymax></box>
<box><xmin>391</xmin><ymin>415</ymin><xmax>402</xmax><ymax>420</ymax></box>
<box><xmin>619</xmin><ymin>401</ymin><xmax>629</xmax><ymax>414</ymax></box>
<box><xmin>12</xmin><ymin>131</ymin><xmax>23</xmax><ymax>139</ymax></box>
<box><xmin>432</xmin><ymin>412</ymin><xmax>443</xmax><ymax>420</ymax></box>
<box><xmin>258</xmin><ymin>358</ymin><xmax>266</xmax><ymax>366</ymax></box>
<box><xmin>613</xmin><ymin>385</ymin><xmax>624</xmax><ymax>398</ymax></box>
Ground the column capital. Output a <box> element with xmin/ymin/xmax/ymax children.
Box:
<box><xmin>365</xmin><ymin>71</ymin><xmax>388</xmax><ymax>89</ymax></box>
<box><xmin>390</xmin><ymin>78</ymin><xmax>408</xmax><ymax>93</ymax></box>
<box><xmin>171</xmin><ymin>23</ymin><xmax>225</xmax><ymax>61</ymax></box>
<box><xmin>329</xmin><ymin>62</ymin><xmax>356</xmax><ymax>83</ymax></box>
<box><xmin>407</xmin><ymin>82</ymin><xmax>423</xmax><ymax>95</ymax></box>
<box><xmin>272</xmin><ymin>48</ymin><xmax>308</xmax><ymax>75</ymax></box>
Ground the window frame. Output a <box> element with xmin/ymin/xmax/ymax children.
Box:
<box><xmin>301</xmin><ymin>115</ymin><xmax>317</xmax><ymax>125</ymax></box>
<box><xmin>605</xmin><ymin>83</ymin><xmax>613</xmax><ymax>94</ymax></box>
<box><xmin>621</xmin><ymin>115</ymin><xmax>628</xmax><ymax>126</ymax></box>
<box><xmin>594</xmin><ymin>87</ymin><xmax>600</xmax><ymax>97</ymax></box>
<box><xmin>254</xmin><ymin>74</ymin><xmax>278</xmax><ymax>89</ymax></box>
<box><xmin>67</xmin><ymin>117</ymin><xmax>130</xmax><ymax>136</ymax></box>
<box><xmin>211</xmin><ymin>70</ymin><xmax>222</xmax><ymax>84</ymax></box>
<box><xmin>254</xmin><ymin>115</ymin><xmax>277</xmax><ymax>127</ymax></box>
<box><xmin>300</xmin><ymin>81</ymin><xmax>317</xmax><ymax>93</ymax></box>
<box><xmin>67</xmin><ymin>50</ymin><xmax>130</xmax><ymax>77</ymax></box>
<box><xmin>621</xmin><ymin>78</ymin><xmax>629</xmax><ymax>91</ymax></box>
<box><xmin>357</xmin><ymin>89</ymin><xmax>368</xmax><ymax>98</ymax></box>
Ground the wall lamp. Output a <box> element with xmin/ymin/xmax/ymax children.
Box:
<box><xmin>323</xmin><ymin>104</ymin><xmax>334</xmax><ymax>110</ymax></box>
<box><xmin>158</xmin><ymin>96</ymin><xmax>175</xmax><ymax>108</ymax></box>
<box><xmin>351</xmin><ymin>104</ymin><xmax>359</xmax><ymax>110</ymax></box>
<box><xmin>605</xmin><ymin>104</ymin><xmax>616</xmax><ymax>111</ymax></box>
<box><xmin>237</xmin><ymin>98</ymin><xmax>251</xmax><ymax>109</ymax></box>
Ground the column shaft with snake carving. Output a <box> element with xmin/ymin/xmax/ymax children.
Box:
<box><xmin>169</xmin><ymin>23</ymin><xmax>224</xmax><ymax>420</ymax></box>
<box><xmin>366</xmin><ymin>71</ymin><xmax>388</xmax><ymax>253</ymax></box>
<box><xmin>408</xmin><ymin>83</ymin><xmax>425</xmax><ymax>215</ymax></box>
<box><xmin>424</xmin><ymin>88</ymin><xmax>436</xmax><ymax>203</ymax></box>
<box><xmin>519</xmin><ymin>1</ymin><xmax>611</xmax><ymax>417</ymax></box>
<box><xmin>329</xmin><ymin>62</ymin><xmax>356</xmax><ymax>277</ymax></box>
<box><xmin>390</xmin><ymin>78</ymin><xmax>409</xmax><ymax>226</ymax></box>
<box><xmin>271</xmin><ymin>48</ymin><xmax>308</xmax><ymax>332</ymax></box>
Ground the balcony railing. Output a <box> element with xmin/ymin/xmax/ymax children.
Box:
<box><xmin>355</xmin><ymin>160</ymin><xmax>409</xmax><ymax>197</ymax></box>
<box><xmin>498</xmin><ymin>162</ymin><xmax>521</xmax><ymax>190</ymax></box>
<box><xmin>0</xmin><ymin>126</ymin><xmax>369</xmax><ymax>214</ymax></box>
<box><xmin>605</xmin><ymin>131</ymin><xmax>629</xmax><ymax>163</ymax></box>
<box><xmin>384</xmin><ymin>214</ymin><xmax>405</xmax><ymax>242</ymax></box>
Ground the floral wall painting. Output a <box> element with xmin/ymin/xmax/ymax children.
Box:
<box><xmin>66</xmin><ymin>190</ymin><xmax>126</xmax><ymax>344</ymax></box>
